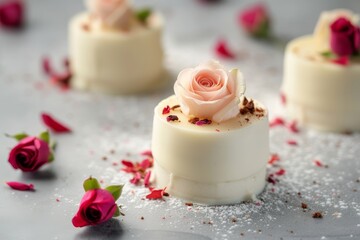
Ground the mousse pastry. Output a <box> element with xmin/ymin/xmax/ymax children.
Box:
<box><xmin>152</xmin><ymin>60</ymin><xmax>269</xmax><ymax>205</ymax></box>
<box><xmin>282</xmin><ymin>9</ymin><xmax>360</xmax><ymax>132</ymax></box>
<box><xmin>69</xmin><ymin>0</ymin><xmax>164</xmax><ymax>94</ymax></box>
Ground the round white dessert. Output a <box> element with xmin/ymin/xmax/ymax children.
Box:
<box><xmin>152</xmin><ymin>95</ymin><xmax>269</xmax><ymax>205</ymax></box>
<box><xmin>283</xmin><ymin>36</ymin><xmax>360</xmax><ymax>132</ymax></box>
<box><xmin>69</xmin><ymin>13</ymin><xmax>165</xmax><ymax>94</ymax></box>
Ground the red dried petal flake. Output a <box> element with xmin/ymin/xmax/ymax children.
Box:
<box><xmin>280</xmin><ymin>92</ymin><xmax>287</xmax><ymax>106</ymax></box>
<box><xmin>267</xmin><ymin>174</ymin><xmax>276</xmax><ymax>185</ymax></box>
<box><xmin>215</xmin><ymin>39</ymin><xmax>236</xmax><ymax>59</ymax></box>
<box><xmin>144</xmin><ymin>171</ymin><xmax>151</xmax><ymax>187</ymax></box>
<box><xmin>269</xmin><ymin>117</ymin><xmax>285</xmax><ymax>128</ymax></box>
<box><xmin>140</xmin><ymin>159</ymin><xmax>152</xmax><ymax>170</ymax></box>
<box><xmin>287</xmin><ymin>139</ymin><xmax>298</xmax><ymax>146</ymax></box>
<box><xmin>6</xmin><ymin>181</ymin><xmax>34</xmax><ymax>191</ymax></box>
<box><xmin>130</xmin><ymin>172</ymin><xmax>142</xmax><ymax>185</ymax></box>
<box><xmin>287</xmin><ymin>120</ymin><xmax>299</xmax><ymax>133</ymax></box>
<box><xmin>41</xmin><ymin>113</ymin><xmax>72</xmax><ymax>133</ymax></box>
<box><xmin>121</xmin><ymin>160</ymin><xmax>134</xmax><ymax>168</ymax></box>
<box><xmin>141</xmin><ymin>150</ymin><xmax>153</xmax><ymax>158</ymax></box>
<box><xmin>42</xmin><ymin>57</ymin><xmax>72</xmax><ymax>89</ymax></box>
<box><xmin>146</xmin><ymin>187</ymin><xmax>167</xmax><ymax>200</ymax></box>
<box><xmin>162</xmin><ymin>105</ymin><xmax>171</xmax><ymax>115</ymax></box>
<box><xmin>0</xmin><ymin>0</ymin><xmax>24</xmax><ymax>29</ymax></box>
<box><xmin>314</xmin><ymin>160</ymin><xmax>323</xmax><ymax>167</ymax></box>
<box><xmin>167</xmin><ymin>115</ymin><xmax>179</xmax><ymax>122</ymax></box>
<box><xmin>275</xmin><ymin>168</ymin><xmax>286</xmax><ymax>176</ymax></box>
<box><xmin>268</xmin><ymin>154</ymin><xmax>280</xmax><ymax>165</ymax></box>
<box><xmin>196</xmin><ymin>119</ymin><xmax>212</xmax><ymax>126</ymax></box>
<box><xmin>331</xmin><ymin>56</ymin><xmax>349</xmax><ymax>66</ymax></box>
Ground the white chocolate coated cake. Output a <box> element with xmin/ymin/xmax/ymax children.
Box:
<box><xmin>152</xmin><ymin>95</ymin><xmax>269</xmax><ymax>205</ymax></box>
<box><xmin>69</xmin><ymin>1</ymin><xmax>164</xmax><ymax>94</ymax></box>
<box><xmin>282</xmin><ymin>10</ymin><xmax>360</xmax><ymax>132</ymax></box>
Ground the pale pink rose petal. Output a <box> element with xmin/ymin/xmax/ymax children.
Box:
<box><xmin>176</xmin><ymin>69</ymin><xmax>205</xmax><ymax>100</ymax></box>
<box><xmin>229</xmin><ymin>69</ymin><xmax>246</xmax><ymax>97</ymax></box>
<box><xmin>6</xmin><ymin>181</ymin><xmax>34</xmax><ymax>191</ymax></box>
<box><xmin>212</xmin><ymin>97</ymin><xmax>241</xmax><ymax>122</ymax></box>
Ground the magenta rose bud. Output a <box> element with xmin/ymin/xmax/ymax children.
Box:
<box><xmin>0</xmin><ymin>0</ymin><xmax>24</xmax><ymax>28</ymax></box>
<box><xmin>72</xmin><ymin>189</ymin><xmax>118</xmax><ymax>227</ymax></box>
<box><xmin>239</xmin><ymin>3</ymin><xmax>270</xmax><ymax>39</ymax></box>
<box><xmin>330</xmin><ymin>17</ymin><xmax>357</xmax><ymax>56</ymax></box>
<box><xmin>8</xmin><ymin>136</ymin><xmax>50</xmax><ymax>172</ymax></box>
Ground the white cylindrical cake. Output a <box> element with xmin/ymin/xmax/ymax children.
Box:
<box><xmin>283</xmin><ymin>36</ymin><xmax>360</xmax><ymax>132</ymax></box>
<box><xmin>282</xmin><ymin>10</ymin><xmax>360</xmax><ymax>132</ymax></box>
<box><xmin>69</xmin><ymin>12</ymin><xmax>164</xmax><ymax>94</ymax></box>
<box><xmin>152</xmin><ymin>95</ymin><xmax>269</xmax><ymax>205</ymax></box>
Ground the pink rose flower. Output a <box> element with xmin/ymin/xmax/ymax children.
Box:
<box><xmin>86</xmin><ymin>0</ymin><xmax>132</xmax><ymax>29</ymax></box>
<box><xmin>0</xmin><ymin>0</ymin><xmax>24</xmax><ymax>28</ymax></box>
<box><xmin>239</xmin><ymin>3</ymin><xmax>270</xmax><ymax>38</ymax></box>
<box><xmin>174</xmin><ymin>60</ymin><xmax>245</xmax><ymax>123</ymax></box>
<box><xmin>72</xmin><ymin>189</ymin><xmax>117</xmax><ymax>227</ymax></box>
<box><xmin>8</xmin><ymin>136</ymin><xmax>50</xmax><ymax>172</ymax></box>
<box><xmin>330</xmin><ymin>17</ymin><xmax>360</xmax><ymax>56</ymax></box>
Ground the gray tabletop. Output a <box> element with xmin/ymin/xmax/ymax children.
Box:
<box><xmin>0</xmin><ymin>0</ymin><xmax>359</xmax><ymax>239</ymax></box>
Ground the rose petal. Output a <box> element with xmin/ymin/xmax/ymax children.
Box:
<box><xmin>162</xmin><ymin>105</ymin><xmax>170</xmax><ymax>115</ymax></box>
<box><xmin>41</xmin><ymin>113</ymin><xmax>72</xmax><ymax>133</ymax></box>
<box><xmin>140</xmin><ymin>150</ymin><xmax>153</xmax><ymax>158</ymax></box>
<box><xmin>268</xmin><ymin>154</ymin><xmax>280</xmax><ymax>165</ymax></box>
<box><xmin>314</xmin><ymin>160</ymin><xmax>323</xmax><ymax>167</ymax></box>
<box><xmin>146</xmin><ymin>188</ymin><xmax>166</xmax><ymax>200</ymax></box>
<box><xmin>130</xmin><ymin>172</ymin><xmax>141</xmax><ymax>185</ymax></box>
<box><xmin>275</xmin><ymin>169</ymin><xmax>286</xmax><ymax>176</ymax></box>
<box><xmin>331</xmin><ymin>56</ymin><xmax>349</xmax><ymax>66</ymax></box>
<box><xmin>215</xmin><ymin>39</ymin><xmax>236</xmax><ymax>59</ymax></box>
<box><xmin>140</xmin><ymin>159</ymin><xmax>152</xmax><ymax>170</ymax></box>
<box><xmin>6</xmin><ymin>181</ymin><xmax>34</xmax><ymax>191</ymax></box>
<box><xmin>287</xmin><ymin>120</ymin><xmax>299</xmax><ymax>133</ymax></box>
<box><xmin>212</xmin><ymin>97</ymin><xmax>240</xmax><ymax>122</ymax></box>
<box><xmin>287</xmin><ymin>140</ymin><xmax>298</xmax><ymax>146</ymax></box>
<box><xmin>269</xmin><ymin>117</ymin><xmax>285</xmax><ymax>128</ymax></box>
<box><xmin>121</xmin><ymin>160</ymin><xmax>134</xmax><ymax>168</ymax></box>
<box><xmin>144</xmin><ymin>171</ymin><xmax>151</xmax><ymax>187</ymax></box>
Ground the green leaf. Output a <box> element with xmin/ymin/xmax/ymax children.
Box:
<box><xmin>39</xmin><ymin>131</ymin><xmax>50</xmax><ymax>144</ymax></box>
<box><xmin>105</xmin><ymin>185</ymin><xmax>124</xmax><ymax>201</ymax></box>
<box><xmin>5</xmin><ymin>133</ymin><xmax>28</xmax><ymax>141</ymax></box>
<box><xmin>321</xmin><ymin>51</ymin><xmax>335</xmax><ymax>58</ymax></box>
<box><xmin>113</xmin><ymin>206</ymin><xmax>120</xmax><ymax>218</ymax></box>
<box><xmin>48</xmin><ymin>151</ymin><xmax>55</xmax><ymax>162</ymax></box>
<box><xmin>83</xmin><ymin>177</ymin><xmax>101</xmax><ymax>192</ymax></box>
<box><xmin>136</xmin><ymin>8</ymin><xmax>152</xmax><ymax>23</ymax></box>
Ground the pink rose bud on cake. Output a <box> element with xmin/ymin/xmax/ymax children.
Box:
<box><xmin>174</xmin><ymin>60</ymin><xmax>245</xmax><ymax>122</ymax></box>
<box><xmin>239</xmin><ymin>3</ymin><xmax>270</xmax><ymax>39</ymax></box>
<box><xmin>8</xmin><ymin>136</ymin><xmax>51</xmax><ymax>172</ymax></box>
<box><xmin>86</xmin><ymin>0</ymin><xmax>132</xmax><ymax>29</ymax></box>
<box><xmin>72</xmin><ymin>177</ymin><xmax>123</xmax><ymax>227</ymax></box>
<box><xmin>330</xmin><ymin>17</ymin><xmax>360</xmax><ymax>56</ymax></box>
<box><xmin>0</xmin><ymin>0</ymin><xmax>24</xmax><ymax>28</ymax></box>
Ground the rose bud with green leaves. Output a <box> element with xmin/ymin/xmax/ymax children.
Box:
<box><xmin>7</xmin><ymin>131</ymin><xmax>55</xmax><ymax>172</ymax></box>
<box><xmin>238</xmin><ymin>3</ymin><xmax>271</xmax><ymax>39</ymax></box>
<box><xmin>72</xmin><ymin>177</ymin><xmax>124</xmax><ymax>228</ymax></box>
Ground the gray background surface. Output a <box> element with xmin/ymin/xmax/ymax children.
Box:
<box><xmin>0</xmin><ymin>0</ymin><xmax>359</xmax><ymax>239</ymax></box>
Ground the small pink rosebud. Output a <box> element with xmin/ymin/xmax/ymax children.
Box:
<box><xmin>330</xmin><ymin>17</ymin><xmax>359</xmax><ymax>56</ymax></box>
<box><xmin>8</xmin><ymin>136</ymin><xmax>51</xmax><ymax>172</ymax></box>
<box><xmin>239</xmin><ymin>3</ymin><xmax>271</xmax><ymax>39</ymax></box>
<box><xmin>0</xmin><ymin>0</ymin><xmax>24</xmax><ymax>28</ymax></box>
<box><xmin>72</xmin><ymin>189</ymin><xmax>118</xmax><ymax>227</ymax></box>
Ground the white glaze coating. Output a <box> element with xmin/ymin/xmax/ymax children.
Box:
<box><xmin>152</xmin><ymin>95</ymin><xmax>269</xmax><ymax>204</ymax></box>
<box><xmin>282</xmin><ymin>36</ymin><xmax>360</xmax><ymax>132</ymax></box>
<box><xmin>69</xmin><ymin>12</ymin><xmax>164</xmax><ymax>94</ymax></box>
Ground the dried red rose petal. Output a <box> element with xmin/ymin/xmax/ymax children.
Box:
<box><xmin>314</xmin><ymin>160</ymin><xmax>323</xmax><ymax>167</ymax></box>
<box><xmin>331</xmin><ymin>56</ymin><xmax>349</xmax><ymax>66</ymax></box>
<box><xmin>162</xmin><ymin>105</ymin><xmax>170</xmax><ymax>115</ymax></box>
<box><xmin>268</xmin><ymin>154</ymin><xmax>280</xmax><ymax>165</ymax></box>
<box><xmin>167</xmin><ymin>115</ymin><xmax>179</xmax><ymax>122</ymax></box>
<box><xmin>196</xmin><ymin>119</ymin><xmax>212</xmax><ymax>126</ymax></box>
<box><xmin>140</xmin><ymin>159</ymin><xmax>152</xmax><ymax>170</ymax></box>
<box><xmin>144</xmin><ymin>171</ymin><xmax>151</xmax><ymax>187</ymax></box>
<box><xmin>267</xmin><ymin>174</ymin><xmax>276</xmax><ymax>185</ymax></box>
<box><xmin>6</xmin><ymin>181</ymin><xmax>34</xmax><ymax>191</ymax></box>
<box><xmin>275</xmin><ymin>169</ymin><xmax>286</xmax><ymax>176</ymax></box>
<box><xmin>146</xmin><ymin>188</ymin><xmax>167</xmax><ymax>200</ymax></box>
<box><xmin>288</xmin><ymin>120</ymin><xmax>299</xmax><ymax>133</ymax></box>
<box><xmin>287</xmin><ymin>140</ymin><xmax>298</xmax><ymax>146</ymax></box>
<box><xmin>0</xmin><ymin>0</ymin><xmax>24</xmax><ymax>29</ymax></box>
<box><xmin>42</xmin><ymin>57</ymin><xmax>72</xmax><ymax>89</ymax></box>
<box><xmin>41</xmin><ymin>113</ymin><xmax>72</xmax><ymax>133</ymax></box>
<box><xmin>130</xmin><ymin>172</ymin><xmax>141</xmax><ymax>185</ymax></box>
<box><xmin>121</xmin><ymin>160</ymin><xmax>134</xmax><ymax>168</ymax></box>
<box><xmin>269</xmin><ymin>117</ymin><xmax>285</xmax><ymax>128</ymax></box>
<box><xmin>215</xmin><ymin>39</ymin><xmax>236</xmax><ymax>59</ymax></box>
